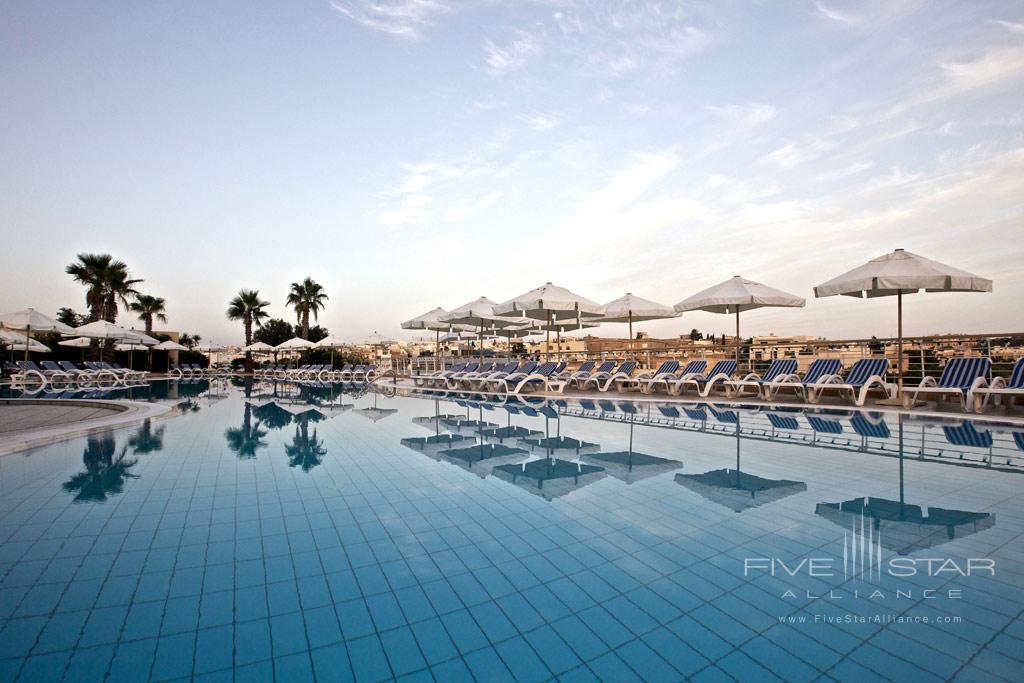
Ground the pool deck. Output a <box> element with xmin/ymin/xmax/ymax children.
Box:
<box><xmin>0</xmin><ymin>399</ymin><xmax>172</xmax><ymax>456</ymax></box>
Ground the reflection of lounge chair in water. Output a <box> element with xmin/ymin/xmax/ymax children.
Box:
<box><xmin>815</xmin><ymin>497</ymin><xmax>995</xmax><ymax>554</ymax></box>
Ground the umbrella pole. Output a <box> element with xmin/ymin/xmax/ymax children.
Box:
<box><xmin>546</xmin><ymin>311</ymin><xmax>552</xmax><ymax>362</ymax></box>
<box><xmin>479</xmin><ymin>324</ymin><xmax>484</xmax><ymax>361</ymax></box>
<box><xmin>896</xmin><ymin>291</ymin><xmax>903</xmax><ymax>396</ymax></box>
<box><xmin>435</xmin><ymin>330</ymin><xmax>440</xmax><ymax>373</ymax></box>
<box><xmin>735</xmin><ymin>310</ymin><xmax>741</xmax><ymax>370</ymax></box>
<box><xmin>629</xmin><ymin>313</ymin><xmax>633</xmax><ymax>362</ymax></box>
<box><xmin>24</xmin><ymin>325</ymin><xmax>30</xmax><ymax>362</ymax></box>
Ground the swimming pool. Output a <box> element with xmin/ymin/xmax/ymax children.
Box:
<box><xmin>0</xmin><ymin>379</ymin><xmax>1020</xmax><ymax>681</ymax></box>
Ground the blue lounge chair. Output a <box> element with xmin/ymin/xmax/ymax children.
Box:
<box><xmin>499</xmin><ymin>362</ymin><xmax>560</xmax><ymax>394</ymax></box>
<box><xmin>673</xmin><ymin>360</ymin><xmax>738</xmax><ymax>397</ymax></box>
<box><xmin>906</xmin><ymin>356</ymin><xmax>991</xmax><ymax>412</ymax></box>
<box><xmin>726</xmin><ymin>359</ymin><xmax>798</xmax><ymax>398</ymax></box>
<box><xmin>559</xmin><ymin>360</ymin><xmax>594</xmax><ymax>381</ymax></box>
<box><xmin>762</xmin><ymin>358</ymin><xmax>843</xmax><ymax>401</ymax></box>
<box><xmin>636</xmin><ymin>360</ymin><xmax>697</xmax><ymax>394</ymax></box>
<box><xmin>625</xmin><ymin>360</ymin><xmax>682</xmax><ymax>393</ymax></box>
<box><xmin>806</xmin><ymin>358</ymin><xmax>893</xmax><ymax>406</ymax></box>
<box><xmin>479</xmin><ymin>361</ymin><xmax>538</xmax><ymax>391</ymax></box>
<box><xmin>973</xmin><ymin>357</ymin><xmax>1024</xmax><ymax>413</ymax></box>
<box><xmin>565</xmin><ymin>360</ymin><xmax>614</xmax><ymax>389</ymax></box>
<box><xmin>582</xmin><ymin>360</ymin><xmax>638</xmax><ymax>393</ymax></box>
<box><xmin>443</xmin><ymin>362</ymin><xmax>485</xmax><ymax>388</ymax></box>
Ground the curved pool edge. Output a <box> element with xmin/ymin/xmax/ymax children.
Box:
<box><xmin>0</xmin><ymin>399</ymin><xmax>174</xmax><ymax>457</ymax></box>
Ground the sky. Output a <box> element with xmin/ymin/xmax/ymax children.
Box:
<box><xmin>1</xmin><ymin>0</ymin><xmax>1022</xmax><ymax>346</ymax></box>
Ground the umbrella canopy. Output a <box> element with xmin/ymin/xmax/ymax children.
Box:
<box><xmin>494</xmin><ymin>282</ymin><xmax>605</xmax><ymax>321</ymax></box>
<box><xmin>356</xmin><ymin>407</ymin><xmax>398</xmax><ymax>422</ymax></box>
<box><xmin>71</xmin><ymin>320</ymin><xmax>142</xmax><ymax>341</ymax></box>
<box><xmin>0</xmin><ymin>308</ymin><xmax>75</xmax><ymax>360</ymax></box>
<box><xmin>494</xmin><ymin>283</ymin><xmax>605</xmax><ymax>360</ymax></box>
<box><xmin>154</xmin><ymin>340</ymin><xmax>188</xmax><ymax>351</ymax></box>
<box><xmin>0</xmin><ymin>329</ymin><xmax>50</xmax><ymax>353</ymax></box>
<box><xmin>314</xmin><ymin>335</ymin><xmax>348</xmax><ymax>349</ymax></box>
<box><xmin>814</xmin><ymin>248</ymin><xmax>992</xmax><ymax>297</ymax></box>
<box><xmin>0</xmin><ymin>308</ymin><xmax>75</xmax><ymax>334</ymax></box>
<box><xmin>361</xmin><ymin>332</ymin><xmax>397</xmax><ymax>347</ymax></box>
<box><xmin>815</xmin><ymin>497</ymin><xmax>995</xmax><ymax>555</ymax></box>
<box><xmin>441</xmin><ymin>297</ymin><xmax>519</xmax><ymax>359</ymax></box>
<box><xmin>242</xmin><ymin>341</ymin><xmax>274</xmax><ymax>353</ymax></box>
<box><xmin>675</xmin><ymin>275</ymin><xmax>805</xmax><ymax>367</ymax></box>
<box><xmin>600</xmin><ymin>292</ymin><xmax>678</xmax><ymax>358</ymax></box>
<box><xmin>58</xmin><ymin>336</ymin><xmax>93</xmax><ymax>348</ymax></box>
<box><xmin>130</xmin><ymin>331</ymin><xmax>160</xmax><ymax>346</ymax></box>
<box><xmin>675</xmin><ymin>469</ymin><xmax>807</xmax><ymax>512</ymax></box>
<box><xmin>601</xmin><ymin>293</ymin><xmax>679</xmax><ymax>322</ymax></box>
<box><xmin>276</xmin><ymin>337</ymin><xmax>315</xmax><ymax>351</ymax></box>
<box><xmin>492</xmin><ymin>458</ymin><xmax>607</xmax><ymax>501</ymax></box>
<box><xmin>401</xmin><ymin>307</ymin><xmax>452</xmax><ymax>331</ymax></box>
<box><xmin>196</xmin><ymin>343</ymin><xmax>225</xmax><ymax>352</ymax></box>
<box><xmin>115</xmin><ymin>342</ymin><xmax>150</xmax><ymax>352</ymax></box>
<box><xmin>814</xmin><ymin>249</ymin><xmax>992</xmax><ymax>392</ymax></box>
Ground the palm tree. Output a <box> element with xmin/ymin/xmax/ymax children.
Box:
<box><xmin>225</xmin><ymin>404</ymin><xmax>268</xmax><ymax>459</ymax></box>
<box><xmin>65</xmin><ymin>253</ymin><xmax>142</xmax><ymax>323</ymax></box>
<box><xmin>129</xmin><ymin>295</ymin><xmax>167</xmax><ymax>336</ymax></box>
<box><xmin>227</xmin><ymin>289</ymin><xmax>270</xmax><ymax>373</ymax></box>
<box><xmin>285</xmin><ymin>415</ymin><xmax>327</xmax><ymax>472</ymax></box>
<box><xmin>62</xmin><ymin>434</ymin><xmax>139</xmax><ymax>502</ymax></box>
<box><xmin>56</xmin><ymin>307</ymin><xmax>87</xmax><ymax>328</ymax></box>
<box><xmin>286</xmin><ymin>277</ymin><xmax>329</xmax><ymax>340</ymax></box>
<box><xmin>179</xmin><ymin>333</ymin><xmax>200</xmax><ymax>349</ymax></box>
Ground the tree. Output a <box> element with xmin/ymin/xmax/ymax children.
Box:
<box><xmin>689</xmin><ymin>328</ymin><xmax>702</xmax><ymax>341</ymax></box>
<box><xmin>179</xmin><ymin>333</ymin><xmax>201</xmax><ymax>349</ymax></box>
<box><xmin>225</xmin><ymin>403</ymin><xmax>268</xmax><ymax>459</ymax></box>
<box><xmin>65</xmin><ymin>253</ymin><xmax>141</xmax><ymax>323</ymax></box>
<box><xmin>253</xmin><ymin>318</ymin><xmax>296</xmax><ymax>347</ymax></box>
<box><xmin>226</xmin><ymin>289</ymin><xmax>270</xmax><ymax>373</ymax></box>
<box><xmin>306</xmin><ymin>325</ymin><xmax>329</xmax><ymax>343</ymax></box>
<box><xmin>56</xmin><ymin>307</ymin><xmax>88</xmax><ymax>328</ymax></box>
<box><xmin>62</xmin><ymin>433</ymin><xmax>138</xmax><ymax>502</ymax></box>
<box><xmin>286</xmin><ymin>277</ymin><xmax>328</xmax><ymax>340</ymax></box>
<box><xmin>130</xmin><ymin>294</ymin><xmax>167</xmax><ymax>336</ymax></box>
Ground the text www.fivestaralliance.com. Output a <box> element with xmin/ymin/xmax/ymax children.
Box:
<box><xmin>779</xmin><ymin>614</ymin><xmax>962</xmax><ymax>625</ymax></box>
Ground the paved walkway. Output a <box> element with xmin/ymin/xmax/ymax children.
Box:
<box><xmin>0</xmin><ymin>399</ymin><xmax>172</xmax><ymax>456</ymax></box>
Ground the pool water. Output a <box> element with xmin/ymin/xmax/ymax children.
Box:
<box><xmin>0</xmin><ymin>379</ymin><xmax>1021</xmax><ymax>682</ymax></box>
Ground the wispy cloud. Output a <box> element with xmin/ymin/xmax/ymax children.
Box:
<box><xmin>377</xmin><ymin>162</ymin><xmax>504</xmax><ymax>227</ymax></box>
<box><xmin>483</xmin><ymin>29</ymin><xmax>542</xmax><ymax>75</ymax></box>
<box><xmin>705</xmin><ymin>102</ymin><xmax>778</xmax><ymax>129</ymax></box>
<box><xmin>814</xmin><ymin>1</ymin><xmax>860</xmax><ymax>24</ymax></box>
<box><xmin>328</xmin><ymin>0</ymin><xmax>449</xmax><ymax>38</ymax></box>
<box><xmin>991</xmin><ymin>19</ymin><xmax>1024</xmax><ymax>34</ymax></box>
<box><xmin>516</xmin><ymin>111</ymin><xmax>564</xmax><ymax>132</ymax></box>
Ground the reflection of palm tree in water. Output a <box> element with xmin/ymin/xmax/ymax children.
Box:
<box><xmin>251</xmin><ymin>403</ymin><xmax>293</xmax><ymax>431</ymax></box>
<box><xmin>286</xmin><ymin>414</ymin><xmax>327</xmax><ymax>472</ymax></box>
<box><xmin>225</xmin><ymin>403</ymin><xmax>269</xmax><ymax>459</ymax></box>
<box><xmin>63</xmin><ymin>433</ymin><xmax>138</xmax><ymax>502</ymax></box>
<box><xmin>129</xmin><ymin>419</ymin><xmax>165</xmax><ymax>454</ymax></box>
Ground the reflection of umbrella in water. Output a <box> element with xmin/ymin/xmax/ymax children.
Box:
<box><xmin>583</xmin><ymin>402</ymin><xmax>682</xmax><ymax>484</ymax></box>
<box><xmin>516</xmin><ymin>399</ymin><xmax>599</xmax><ymax>456</ymax></box>
<box><xmin>475</xmin><ymin>403</ymin><xmax>543</xmax><ymax>444</ymax></box>
<box><xmin>493</xmin><ymin>458</ymin><xmax>606</xmax><ymax>500</ymax></box>
<box><xmin>816</xmin><ymin>414</ymin><xmax>995</xmax><ymax>554</ymax></box>
<box><xmin>356</xmin><ymin>392</ymin><xmax>398</xmax><ymax>422</ymax></box>
<box><xmin>400</xmin><ymin>433</ymin><xmax>476</xmax><ymax>457</ymax></box>
<box><xmin>675</xmin><ymin>411</ymin><xmax>806</xmax><ymax>511</ymax></box>
<box><xmin>438</xmin><ymin>443</ymin><xmax>530</xmax><ymax>478</ymax></box>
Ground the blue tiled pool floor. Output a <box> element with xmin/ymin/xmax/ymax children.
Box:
<box><xmin>0</xmin><ymin>380</ymin><xmax>1021</xmax><ymax>681</ymax></box>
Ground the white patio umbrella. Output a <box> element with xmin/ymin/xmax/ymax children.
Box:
<box><xmin>155</xmin><ymin>340</ymin><xmax>188</xmax><ymax>351</ymax></box>
<box><xmin>493</xmin><ymin>283</ymin><xmax>605</xmax><ymax>360</ymax></box>
<box><xmin>277</xmin><ymin>337</ymin><xmax>315</xmax><ymax>351</ymax></box>
<box><xmin>0</xmin><ymin>308</ymin><xmax>75</xmax><ymax>360</ymax></box>
<box><xmin>314</xmin><ymin>335</ymin><xmax>348</xmax><ymax>366</ymax></box>
<box><xmin>674</xmin><ymin>275</ymin><xmax>806</xmax><ymax>368</ymax></box>
<box><xmin>403</xmin><ymin>307</ymin><xmax>477</xmax><ymax>368</ymax></box>
<box><xmin>600</xmin><ymin>293</ymin><xmax>679</xmax><ymax>359</ymax></box>
<box><xmin>0</xmin><ymin>328</ymin><xmax>50</xmax><ymax>354</ymax></box>
<box><xmin>814</xmin><ymin>248</ymin><xmax>992</xmax><ymax>392</ymax></box>
<box><xmin>242</xmin><ymin>341</ymin><xmax>274</xmax><ymax>353</ymax></box>
<box><xmin>441</xmin><ymin>297</ymin><xmax>520</xmax><ymax>360</ymax></box>
<box><xmin>70</xmin><ymin>320</ymin><xmax>142</xmax><ymax>364</ymax></box>
<box><xmin>59</xmin><ymin>336</ymin><xmax>93</xmax><ymax>348</ymax></box>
